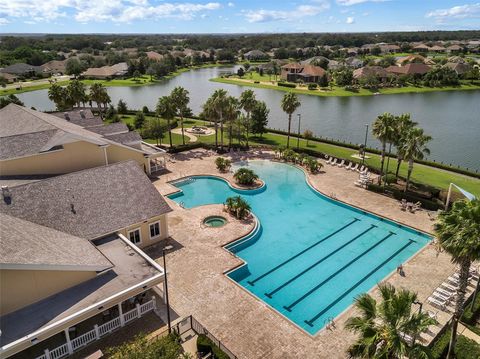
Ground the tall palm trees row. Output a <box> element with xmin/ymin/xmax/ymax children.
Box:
<box><xmin>372</xmin><ymin>112</ymin><xmax>431</xmax><ymax>191</ymax></box>
<box><xmin>48</xmin><ymin>81</ymin><xmax>111</xmax><ymax>112</ymax></box>
<box><xmin>200</xmin><ymin>89</ymin><xmax>269</xmax><ymax>149</ymax></box>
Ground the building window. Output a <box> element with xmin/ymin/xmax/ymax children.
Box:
<box><xmin>128</xmin><ymin>228</ymin><xmax>141</xmax><ymax>244</ymax></box>
<box><xmin>150</xmin><ymin>221</ymin><xmax>161</xmax><ymax>239</ymax></box>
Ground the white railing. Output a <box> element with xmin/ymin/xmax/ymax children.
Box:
<box><xmin>140</xmin><ymin>300</ymin><xmax>154</xmax><ymax>315</ymax></box>
<box><xmin>123</xmin><ymin>307</ymin><xmax>139</xmax><ymax>324</ymax></box>
<box><xmin>34</xmin><ymin>298</ymin><xmax>155</xmax><ymax>359</ymax></box>
<box><xmin>71</xmin><ymin>328</ymin><xmax>96</xmax><ymax>351</ymax></box>
<box><xmin>98</xmin><ymin>316</ymin><xmax>121</xmax><ymax>337</ymax></box>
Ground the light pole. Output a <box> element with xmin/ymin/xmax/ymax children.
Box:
<box><xmin>412</xmin><ymin>300</ymin><xmax>423</xmax><ymax>345</ymax></box>
<box><xmin>296</xmin><ymin>113</ymin><xmax>301</xmax><ymax>150</ymax></box>
<box><xmin>162</xmin><ymin>245</ymin><xmax>174</xmax><ymax>333</ymax></box>
<box><xmin>362</xmin><ymin>124</ymin><xmax>369</xmax><ymax>166</ymax></box>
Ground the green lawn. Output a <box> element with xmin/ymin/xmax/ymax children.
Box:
<box><xmin>177</xmin><ymin>119</ymin><xmax>480</xmax><ymax>196</ymax></box>
<box><xmin>212</xmin><ymin>76</ymin><xmax>480</xmax><ymax>98</ymax></box>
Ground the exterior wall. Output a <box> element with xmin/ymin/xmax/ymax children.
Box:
<box><xmin>117</xmin><ymin>214</ymin><xmax>169</xmax><ymax>249</ymax></box>
<box><xmin>105</xmin><ymin>145</ymin><xmax>149</xmax><ymax>174</ymax></box>
<box><xmin>0</xmin><ymin>141</ymin><xmax>106</xmax><ymax>176</ymax></box>
<box><xmin>0</xmin><ymin>269</ymin><xmax>96</xmax><ymax>316</ymax></box>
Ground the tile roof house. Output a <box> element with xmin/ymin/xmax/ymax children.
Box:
<box><xmin>145</xmin><ymin>51</ymin><xmax>164</xmax><ymax>61</ymax></box>
<box><xmin>0</xmin><ymin>161</ymin><xmax>170</xmax><ymax>359</ymax></box>
<box><xmin>445</xmin><ymin>62</ymin><xmax>472</xmax><ymax>75</ymax></box>
<box><xmin>353</xmin><ymin>66</ymin><xmax>388</xmax><ymax>80</ymax></box>
<box><xmin>412</xmin><ymin>44</ymin><xmax>430</xmax><ymax>52</ymax></box>
<box><xmin>82</xmin><ymin>62</ymin><xmax>128</xmax><ymax>79</ymax></box>
<box><xmin>447</xmin><ymin>44</ymin><xmax>463</xmax><ymax>53</ymax></box>
<box><xmin>243</xmin><ymin>50</ymin><xmax>269</xmax><ymax>61</ymax></box>
<box><xmin>0</xmin><ymin>73</ymin><xmax>18</xmax><ymax>83</ymax></box>
<box><xmin>0</xmin><ymin>105</ymin><xmax>167</xmax><ymax>177</ymax></box>
<box><xmin>386</xmin><ymin>63</ymin><xmax>431</xmax><ymax>76</ymax></box>
<box><xmin>0</xmin><ymin>63</ymin><xmax>44</xmax><ymax>77</ymax></box>
<box><xmin>281</xmin><ymin>63</ymin><xmax>327</xmax><ymax>83</ymax></box>
<box><xmin>41</xmin><ymin>60</ymin><xmax>67</xmax><ymax>75</ymax></box>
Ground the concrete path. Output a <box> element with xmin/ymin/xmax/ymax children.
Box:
<box><xmin>172</xmin><ymin>128</ymin><xmax>197</xmax><ymax>142</ymax></box>
<box><xmin>458</xmin><ymin>323</ymin><xmax>480</xmax><ymax>344</ymax></box>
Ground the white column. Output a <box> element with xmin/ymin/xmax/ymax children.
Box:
<box><xmin>94</xmin><ymin>324</ymin><xmax>100</xmax><ymax>340</ymax></box>
<box><xmin>64</xmin><ymin>329</ymin><xmax>74</xmax><ymax>355</ymax></box>
<box><xmin>102</xmin><ymin>146</ymin><xmax>109</xmax><ymax>166</ymax></box>
<box><xmin>136</xmin><ymin>303</ymin><xmax>141</xmax><ymax>318</ymax></box>
<box><xmin>44</xmin><ymin>349</ymin><xmax>51</xmax><ymax>359</ymax></box>
<box><xmin>152</xmin><ymin>295</ymin><xmax>157</xmax><ymax>310</ymax></box>
<box><xmin>118</xmin><ymin>302</ymin><xmax>125</xmax><ymax>327</ymax></box>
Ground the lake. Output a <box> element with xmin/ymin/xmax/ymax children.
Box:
<box><xmin>16</xmin><ymin>66</ymin><xmax>480</xmax><ymax>171</ymax></box>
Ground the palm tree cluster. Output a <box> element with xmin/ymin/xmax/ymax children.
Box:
<box><xmin>48</xmin><ymin>81</ymin><xmax>110</xmax><ymax>113</ymax></box>
<box><xmin>434</xmin><ymin>199</ymin><xmax>480</xmax><ymax>359</ymax></box>
<box><xmin>275</xmin><ymin>147</ymin><xmax>323</xmax><ymax>174</ymax></box>
<box><xmin>233</xmin><ymin>168</ymin><xmax>259</xmax><ymax>186</ymax></box>
<box><xmin>214</xmin><ymin>157</ymin><xmax>231</xmax><ymax>172</ymax></box>
<box><xmin>225</xmin><ymin>196</ymin><xmax>251</xmax><ymax>220</ymax></box>
<box><xmin>372</xmin><ymin>112</ymin><xmax>431</xmax><ymax>191</ymax></box>
<box><xmin>200</xmin><ymin>89</ymin><xmax>269</xmax><ymax>150</ymax></box>
<box><xmin>345</xmin><ymin>283</ymin><xmax>436</xmax><ymax>359</ymax></box>
<box><xmin>156</xmin><ymin>86</ymin><xmax>191</xmax><ymax>148</ymax></box>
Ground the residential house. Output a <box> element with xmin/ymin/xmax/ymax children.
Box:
<box><xmin>445</xmin><ymin>62</ymin><xmax>472</xmax><ymax>76</ymax></box>
<box><xmin>396</xmin><ymin>54</ymin><xmax>428</xmax><ymax>65</ymax></box>
<box><xmin>412</xmin><ymin>44</ymin><xmax>430</xmax><ymax>52</ymax></box>
<box><xmin>386</xmin><ymin>63</ymin><xmax>431</xmax><ymax>76</ymax></box>
<box><xmin>379</xmin><ymin>44</ymin><xmax>401</xmax><ymax>53</ymax></box>
<box><xmin>281</xmin><ymin>63</ymin><xmax>326</xmax><ymax>83</ymax></box>
<box><xmin>0</xmin><ymin>63</ymin><xmax>44</xmax><ymax>78</ymax></box>
<box><xmin>0</xmin><ymin>160</ymin><xmax>171</xmax><ymax>359</ymax></box>
<box><xmin>344</xmin><ymin>57</ymin><xmax>364</xmax><ymax>69</ymax></box>
<box><xmin>0</xmin><ymin>105</ymin><xmax>167</xmax><ymax>177</ymax></box>
<box><xmin>41</xmin><ymin>60</ymin><xmax>67</xmax><ymax>75</ymax></box>
<box><xmin>145</xmin><ymin>51</ymin><xmax>164</xmax><ymax>61</ymax></box>
<box><xmin>430</xmin><ymin>45</ymin><xmax>446</xmax><ymax>53</ymax></box>
<box><xmin>447</xmin><ymin>45</ymin><xmax>463</xmax><ymax>53</ymax></box>
<box><xmin>82</xmin><ymin>62</ymin><xmax>128</xmax><ymax>79</ymax></box>
<box><xmin>353</xmin><ymin>66</ymin><xmax>388</xmax><ymax>81</ymax></box>
<box><xmin>0</xmin><ymin>73</ymin><xmax>18</xmax><ymax>83</ymax></box>
<box><xmin>243</xmin><ymin>50</ymin><xmax>269</xmax><ymax>61</ymax></box>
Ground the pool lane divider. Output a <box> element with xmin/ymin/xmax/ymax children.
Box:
<box><xmin>304</xmin><ymin>238</ymin><xmax>415</xmax><ymax>327</ymax></box>
<box><xmin>247</xmin><ymin>218</ymin><xmax>360</xmax><ymax>286</ymax></box>
<box><xmin>265</xmin><ymin>224</ymin><xmax>377</xmax><ymax>298</ymax></box>
<box><xmin>284</xmin><ymin>231</ymin><xmax>397</xmax><ymax>312</ymax></box>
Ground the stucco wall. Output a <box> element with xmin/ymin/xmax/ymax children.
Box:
<box><xmin>105</xmin><ymin>145</ymin><xmax>149</xmax><ymax>173</ymax></box>
<box><xmin>0</xmin><ymin>269</ymin><xmax>96</xmax><ymax>316</ymax></box>
<box><xmin>117</xmin><ymin>214</ymin><xmax>169</xmax><ymax>249</ymax></box>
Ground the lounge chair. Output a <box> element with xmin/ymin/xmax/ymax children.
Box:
<box><xmin>427</xmin><ymin>310</ymin><xmax>438</xmax><ymax>321</ymax></box>
<box><xmin>331</xmin><ymin>158</ymin><xmax>338</xmax><ymax>166</ymax></box>
<box><xmin>441</xmin><ymin>282</ymin><xmax>458</xmax><ymax>292</ymax></box>
<box><xmin>327</xmin><ymin>157</ymin><xmax>335</xmax><ymax>165</ymax></box>
<box><xmin>436</xmin><ymin>287</ymin><xmax>455</xmax><ymax>298</ymax></box>
<box><xmin>357</xmin><ymin>165</ymin><xmax>365</xmax><ymax>173</ymax></box>
<box><xmin>345</xmin><ymin>162</ymin><xmax>353</xmax><ymax>170</ymax></box>
<box><xmin>427</xmin><ymin>296</ymin><xmax>448</xmax><ymax>310</ymax></box>
<box><xmin>337</xmin><ymin>159</ymin><xmax>345</xmax><ymax>167</ymax></box>
<box><xmin>351</xmin><ymin>163</ymin><xmax>359</xmax><ymax>171</ymax></box>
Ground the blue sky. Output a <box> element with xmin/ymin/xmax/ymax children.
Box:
<box><xmin>0</xmin><ymin>0</ymin><xmax>479</xmax><ymax>34</ymax></box>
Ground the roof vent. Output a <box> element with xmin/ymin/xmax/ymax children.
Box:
<box><xmin>2</xmin><ymin>186</ymin><xmax>11</xmax><ymax>204</ymax></box>
<box><xmin>80</xmin><ymin>110</ymin><xmax>85</xmax><ymax>119</ymax></box>
<box><xmin>64</xmin><ymin>112</ymin><xmax>70</xmax><ymax>121</ymax></box>
<box><xmin>70</xmin><ymin>203</ymin><xmax>76</xmax><ymax>214</ymax></box>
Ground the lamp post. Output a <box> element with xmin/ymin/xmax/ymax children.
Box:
<box><xmin>162</xmin><ymin>244</ymin><xmax>174</xmax><ymax>333</ymax></box>
<box><xmin>296</xmin><ymin>113</ymin><xmax>301</xmax><ymax>150</ymax></box>
<box><xmin>362</xmin><ymin>124</ymin><xmax>369</xmax><ymax>166</ymax></box>
<box><xmin>412</xmin><ymin>300</ymin><xmax>423</xmax><ymax>345</ymax></box>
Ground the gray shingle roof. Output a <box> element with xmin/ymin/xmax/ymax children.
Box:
<box><xmin>0</xmin><ymin>130</ymin><xmax>58</xmax><ymax>160</ymax></box>
<box><xmin>89</xmin><ymin>122</ymin><xmax>129</xmax><ymax>136</ymax></box>
<box><xmin>0</xmin><ymin>161</ymin><xmax>172</xmax><ymax>239</ymax></box>
<box><xmin>0</xmin><ymin>63</ymin><xmax>43</xmax><ymax>75</ymax></box>
<box><xmin>51</xmin><ymin>109</ymin><xmax>104</xmax><ymax>128</ymax></box>
<box><xmin>0</xmin><ymin>213</ymin><xmax>112</xmax><ymax>270</ymax></box>
<box><xmin>105</xmin><ymin>131</ymin><xmax>142</xmax><ymax>146</ymax></box>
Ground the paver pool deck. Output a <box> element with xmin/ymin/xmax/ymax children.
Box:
<box><xmin>149</xmin><ymin>149</ymin><xmax>467</xmax><ymax>359</ymax></box>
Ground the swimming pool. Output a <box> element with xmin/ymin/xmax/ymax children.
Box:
<box><xmin>167</xmin><ymin>160</ymin><xmax>431</xmax><ymax>334</ymax></box>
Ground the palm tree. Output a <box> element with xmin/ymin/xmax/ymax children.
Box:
<box><xmin>170</xmin><ymin>86</ymin><xmax>190</xmax><ymax>145</ymax></box>
<box><xmin>345</xmin><ymin>283</ymin><xmax>435</xmax><ymax>359</ymax></box>
<box><xmin>240</xmin><ymin>90</ymin><xmax>256</xmax><ymax>147</ymax></box>
<box><xmin>67</xmin><ymin>80</ymin><xmax>87</xmax><ymax>108</ymax></box>
<box><xmin>400</xmin><ymin>127</ymin><xmax>432</xmax><ymax>192</ymax></box>
<box><xmin>281</xmin><ymin>93</ymin><xmax>301</xmax><ymax>148</ymax></box>
<box><xmin>89</xmin><ymin>82</ymin><xmax>110</xmax><ymax>117</ymax></box>
<box><xmin>48</xmin><ymin>83</ymin><xmax>65</xmax><ymax>110</ymax></box>
<box><xmin>393</xmin><ymin>114</ymin><xmax>417</xmax><ymax>179</ymax></box>
<box><xmin>211</xmin><ymin>89</ymin><xmax>229</xmax><ymax>149</ymax></box>
<box><xmin>201</xmin><ymin>96</ymin><xmax>218</xmax><ymax>149</ymax></box>
<box><xmin>156</xmin><ymin>96</ymin><xmax>176</xmax><ymax>148</ymax></box>
<box><xmin>372</xmin><ymin>112</ymin><xmax>396</xmax><ymax>183</ymax></box>
<box><xmin>434</xmin><ymin>199</ymin><xmax>480</xmax><ymax>359</ymax></box>
<box><xmin>224</xmin><ymin>96</ymin><xmax>239</xmax><ymax>149</ymax></box>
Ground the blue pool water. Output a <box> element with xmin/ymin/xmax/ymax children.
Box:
<box><xmin>168</xmin><ymin>161</ymin><xmax>431</xmax><ymax>334</ymax></box>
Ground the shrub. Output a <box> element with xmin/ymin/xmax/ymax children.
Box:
<box><xmin>254</xmin><ymin>81</ymin><xmax>260</xmax><ymax>84</ymax></box>
<box><xmin>382</xmin><ymin>173</ymin><xmax>397</xmax><ymax>185</ymax></box>
<box><xmin>455</xmin><ymin>335</ymin><xmax>480</xmax><ymax>359</ymax></box>
<box><xmin>225</xmin><ymin>196</ymin><xmax>251</xmax><ymax>220</ymax></box>
<box><xmin>107</xmin><ymin>333</ymin><xmax>182</xmax><ymax>359</ymax></box>
<box><xmin>277</xmin><ymin>82</ymin><xmax>296</xmax><ymax>88</ymax></box>
<box><xmin>197</xmin><ymin>335</ymin><xmax>229</xmax><ymax>359</ymax></box>
<box><xmin>430</xmin><ymin>329</ymin><xmax>451</xmax><ymax>359</ymax></box>
<box><xmin>307</xmin><ymin>83</ymin><xmax>317</xmax><ymax>90</ymax></box>
<box><xmin>117</xmin><ymin>99</ymin><xmax>128</xmax><ymax>114</ymax></box>
<box><xmin>305</xmin><ymin>156</ymin><xmax>323</xmax><ymax>173</ymax></box>
<box><xmin>367</xmin><ymin>184</ymin><xmax>444</xmax><ymax>211</ymax></box>
<box><xmin>142</xmin><ymin>105</ymin><xmax>149</xmax><ymax>113</ymax></box>
<box><xmin>215</xmin><ymin>157</ymin><xmax>231</xmax><ymax>172</ymax></box>
<box><xmin>134</xmin><ymin>111</ymin><xmax>145</xmax><ymax>129</ymax></box>
<box><xmin>233</xmin><ymin>168</ymin><xmax>259</xmax><ymax>186</ymax></box>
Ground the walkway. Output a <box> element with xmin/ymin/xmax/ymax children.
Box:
<box><xmin>151</xmin><ymin>149</ymin><xmax>457</xmax><ymax>358</ymax></box>
<box><xmin>172</xmin><ymin>128</ymin><xmax>198</xmax><ymax>142</ymax></box>
<box><xmin>459</xmin><ymin>323</ymin><xmax>480</xmax><ymax>344</ymax></box>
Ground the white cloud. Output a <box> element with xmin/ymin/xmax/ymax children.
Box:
<box><xmin>244</xmin><ymin>1</ymin><xmax>329</xmax><ymax>23</ymax></box>
<box><xmin>227</xmin><ymin>2</ymin><xmax>234</xmax><ymax>7</ymax></box>
<box><xmin>346</xmin><ymin>16</ymin><xmax>354</xmax><ymax>23</ymax></box>
<box><xmin>0</xmin><ymin>17</ymin><xmax>9</xmax><ymax>25</ymax></box>
<box><xmin>0</xmin><ymin>0</ymin><xmax>221</xmax><ymax>23</ymax></box>
<box><xmin>426</xmin><ymin>3</ymin><xmax>480</xmax><ymax>21</ymax></box>
<box><xmin>336</xmin><ymin>0</ymin><xmax>386</xmax><ymax>6</ymax></box>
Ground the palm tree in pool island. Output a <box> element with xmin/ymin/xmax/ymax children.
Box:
<box><xmin>156</xmin><ymin>95</ymin><xmax>176</xmax><ymax>147</ymax></box>
<box><xmin>434</xmin><ymin>199</ymin><xmax>480</xmax><ymax>359</ymax></box>
<box><xmin>345</xmin><ymin>283</ymin><xmax>435</xmax><ymax>359</ymax></box>
<box><xmin>281</xmin><ymin>92</ymin><xmax>301</xmax><ymax>148</ymax></box>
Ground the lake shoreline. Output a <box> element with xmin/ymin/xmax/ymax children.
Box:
<box><xmin>210</xmin><ymin>77</ymin><xmax>480</xmax><ymax>98</ymax></box>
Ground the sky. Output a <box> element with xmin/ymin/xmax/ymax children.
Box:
<box><xmin>0</xmin><ymin>0</ymin><xmax>479</xmax><ymax>34</ymax></box>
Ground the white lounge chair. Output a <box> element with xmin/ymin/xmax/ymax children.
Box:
<box><xmin>337</xmin><ymin>159</ymin><xmax>345</xmax><ymax>167</ymax></box>
<box><xmin>351</xmin><ymin>163</ymin><xmax>359</xmax><ymax>171</ymax></box>
<box><xmin>326</xmin><ymin>157</ymin><xmax>333</xmax><ymax>165</ymax></box>
<box><xmin>345</xmin><ymin>162</ymin><xmax>353</xmax><ymax>170</ymax></box>
<box><xmin>357</xmin><ymin>165</ymin><xmax>365</xmax><ymax>173</ymax></box>
<box><xmin>427</xmin><ymin>296</ymin><xmax>447</xmax><ymax>310</ymax></box>
<box><xmin>441</xmin><ymin>282</ymin><xmax>458</xmax><ymax>292</ymax></box>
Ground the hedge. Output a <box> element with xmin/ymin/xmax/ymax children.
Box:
<box><xmin>197</xmin><ymin>334</ymin><xmax>230</xmax><ymax>359</ymax></box>
<box><xmin>277</xmin><ymin>82</ymin><xmax>296</xmax><ymax>88</ymax></box>
<box><xmin>462</xmin><ymin>290</ymin><xmax>480</xmax><ymax>325</ymax></box>
<box><xmin>430</xmin><ymin>329</ymin><xmax>451</xmax><ymax>359</ymax></box>
<box><xmin>367</xmin><ymin>183</ymin><xmax>445</xmax><ymax>211</ymax></box>
<box><xmin>455</xmin><ymin>335</ymin><xmax>480</xmax><ymax>359</ymax></box>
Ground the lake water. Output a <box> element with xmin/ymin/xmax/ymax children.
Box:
<box><xmin>16</xmin><ymin>66</ymin><xmax>480</xmax><ymax>170</ymax></box>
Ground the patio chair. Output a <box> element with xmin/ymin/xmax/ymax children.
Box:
<box><xmin>345</xmin><ymin>162</ymin><xmax>353</xmax><ymax>170</ymax></box>
<box><xmin>337</xmin><ymin>159</ymin><xmax>345</xmax><ymax>167</ymax></box>
<box><xmin>357</xmin><ymin>165</ymin><xmax>365</xmax><ymax>173</ymax></box>
<box><xmin>326</xmin><ymin>157</ymin><xmax>333</xmax><ymax>165</ymax></box>
<box><xmin>351</xmin><ymin>163</ymin><xmax>359</xmax><ymax>171</ymax></box>
<box><xmin>427</xmin><ymin>296</ymin><xmax>447</xmax><ymax>310</ymax></box>
<box><xmin>441</xmin><ymin>282</ymin><xmax>458</xmax><ymax>292</ymax></box>
<box><xmin>331</xmin><ymin>158</ymin><xmax>338</xmax><ymax>166</ymax></box>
